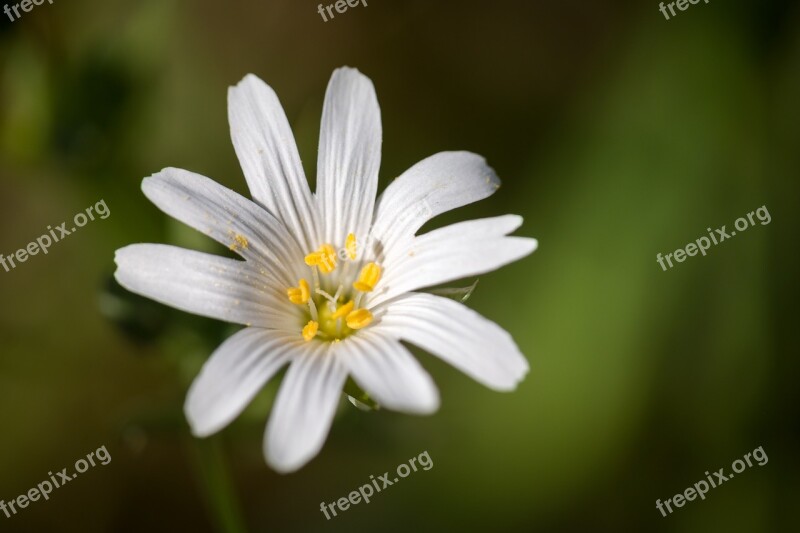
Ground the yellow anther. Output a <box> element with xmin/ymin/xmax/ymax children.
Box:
<box><xmin>287</xmin><ymin>278</ymin><xmax>310</xmax><ymax>305</ymax></box>
<box><xmin>318</xmin><ymin>244</ymin><xmax>337</xmax><ymax>273</ymax></box>
<box><xmin>346</xmin><ymin>233</ymin><xmax>357</xmax><ymax>260</ymax></box>
<box><xmin>353</xmin><ymin>262</ymin><xmax>382</xmax><ymax>292</ymax></box>
<box><xmin>302</xmin><ymin>320</ymin><xmax>319</xmax><ymax>341</ymax></box>
<box><xmin>304</xmin><ymin>251</ymin><xmax>321</xmax><ymax>266</ymax></box>
<box><xmin>331</xmin><ymin>300</ymin><xmax>355</xmax><ymax>320</ymax></box>
<box><xmin>346</xmin><ymin>308</ymin><xmax>373</xmax><ymax>330</ymax></box>
<box><xmin>305</xmin><ymin>244</ymin><xmax>337</xmax><ymax>274</ymax></box>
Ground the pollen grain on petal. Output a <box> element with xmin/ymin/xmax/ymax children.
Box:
<box><xmin>228</xmin><ymin>232</ymin><xmax>249</xmax><ymax>252</ymax></box>
<box><xmin>302</xmin><ymin>320</ymin><xmax>319</xmax><ymax>341</ymax></box>
<box><xmin>346</xmin><ymin>308</ymin><xmax>373</xmax><ymax>330</ymax></box>
<box><xmin>353</xmin><ymin>262</ymin><xmax>381</xmax><ymax>292</ymax></box>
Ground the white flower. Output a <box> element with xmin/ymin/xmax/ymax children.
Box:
<box><xmin>114</xmin><ymin>67</ymin><xmax>537</xmax><ymax>473</ymax></box>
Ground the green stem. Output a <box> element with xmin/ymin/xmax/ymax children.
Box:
<box><xmin>190</xmin><ymin>436</ymin><xmax>249</xmax><ymax>533</ymax></box>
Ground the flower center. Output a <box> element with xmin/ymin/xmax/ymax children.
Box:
<box><xmin>286</xmin><ymin>233</ymin><xmax>381</xmax><ymax>342</ymax></box>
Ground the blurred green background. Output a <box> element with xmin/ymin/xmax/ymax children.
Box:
<box><xmin>1</xmin><ymin>0</ymin><xmax>798</xmax><ymax>531</ymax></box>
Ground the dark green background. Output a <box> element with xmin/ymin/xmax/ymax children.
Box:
<box><xmin>1</xmin><ymin>1</ymin><xmax>798</xmax><ymax>531</ymax></box>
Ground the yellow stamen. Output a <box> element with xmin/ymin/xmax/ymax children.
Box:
<box><xmin>302</xmin><ymin>320</ymin><xmax>319</xmax><ymax>341</ymax></box>
<box><xmin>304</xmin><ymin>251</ymin><xmax>321</xmax><ymax>267</ymax></box>
<box><xmin>310</xmin><ymin>265</ymin><xmax>320</xmax><ymax>291</ymax></box>
<box><xmin>307</xmin><ymin>297</ymin><xmax>318</xmax><ymax>322</ymax></box>
<box><xmin>305</xmin><ymin>244</ymin><xmax>337</xmax><ymax>274</ymax></box>
<box><xmin>318</xmin><ymin>244</ymin><xmax>337</xmax><ymax>273</ymax></box>
<box><xmin>287</xmin><ymin>278</ymin><xmax>310</xmax><ymax>305</ymax></box>
<box><xmin>353</xmin><ymin>262</ymin><xmax>382</xmax><ymax>292</ymax></box>
<box><xmin>315</xmin><ymin>288</ymin><xmax>337</xmax><ymax>305</ymax></box>
<box><xmin>333</xmin><ymin>284</ymin><xmax>344</xmax><ymax>303</ymax></box>
<box><xmin>346</xmin><ymin>233</ymin><xmax>357</xmax><ymax>260</ymax></box>
<box><xmin>331</xmin><ymin>300</ymin><xmax>355</xmax><ymax>320</ymax></box>
<box><xmin>346</xmin><ymin>308</ymin><xmax>373</xmax><ymax>329</ymax></box>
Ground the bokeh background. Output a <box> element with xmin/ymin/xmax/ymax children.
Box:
<box><xmin>1</xmin><ymin>0</ymin><xmax>798</xmax><ymax>531</ymax></box>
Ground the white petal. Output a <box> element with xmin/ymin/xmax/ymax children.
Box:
<box><xmin>228</xmin><ymin>74</ymin><xmax>319</xmax><ymax>251</ymax></box>
<box><xmin>114</xmin><ymin>244</ymin><xmax>297</xmax><ymax>328</ymax></box>
<box><xmin>373</xmin><ymin>293</ymin><xmax>529</xmax><ymax>391</ymax></box>
<box><xmin>339</xmin><ymin>331</ymin><xmax>439</xmax><ymax>414</ymax></box>
<box><xmin>265</xmin><ymin>342</ymin><xmax>347</xmax><ymax>473</ymax></box>
<box><xmin>369</xmin><ymin>215</ymin><xmax>537</xmax><ymax>307</ymax></box>
<box><xmin>368</xmin><ymin>151</ymin><xmax>500</xmax><ymax>261</ymax></box>
<box><xmin>185</xmin><ymin>328</ymin><xmax>294</xmax><ymax>437</ymax></box>
<box><xmin>316</xmin><ymin>67</ymin><xmax>382</xmax><ymax>245</ymax></box>
<box><xmin>142</xmin><ymin>167</ymin><xmax>304</xmax><ymax>286</ymax></box>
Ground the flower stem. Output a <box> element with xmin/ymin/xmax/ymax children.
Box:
<box><xmin>190</xmin><ymin>436</ymin><xmax>248</xmax><ymax>533</ymax></box>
